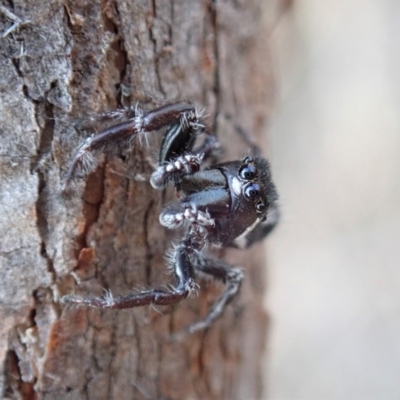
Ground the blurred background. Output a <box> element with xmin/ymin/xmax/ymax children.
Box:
<box><xmin>263</xmin><ymin>1</ymin><xmax>400</xmax><ymax>398</ymax></box>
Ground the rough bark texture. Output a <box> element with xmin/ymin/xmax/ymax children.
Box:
<box><xmin>0</xmin><ymin>1</ymin><xmax>275</xmax><ymax>399</ymax></box>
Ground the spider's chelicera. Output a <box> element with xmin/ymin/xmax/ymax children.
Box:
<box><xmin>61</xmin><ymin>102</ymin><xmax>279</xmax><ymax>337</ymax></box>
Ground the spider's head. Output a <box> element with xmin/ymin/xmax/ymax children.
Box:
<box><xmin>214</xmin><ymin>155</ymin><xmax>278</xmax><ymax>247</ymax></box>
<box><xmin>226</xmin><ymin>156</ymin><xmax>277</xmax><ymax>221</ymax></box>
<box><xmin>236</xmin><ymin>156</ymin><xmax>276</xmax><ymax>219</ymax></box>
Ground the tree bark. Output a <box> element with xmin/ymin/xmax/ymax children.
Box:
<box><xmin>0</xmin><ymin>1</ymin><xmax>275</xmax><ymax>399</ymax></box>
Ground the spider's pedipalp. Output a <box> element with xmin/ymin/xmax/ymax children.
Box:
<box><xmin>150</xmin><ymin>153</ymin><xmax>204</xmax><ymax>189</ymax></box>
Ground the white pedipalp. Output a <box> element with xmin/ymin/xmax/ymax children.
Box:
<box><xmin>231</xmin><ymin>177</ymin><xmax>242</xmax><ymax>196</ymax></box>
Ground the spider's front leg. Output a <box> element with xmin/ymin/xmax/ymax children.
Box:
<box><xmin>61</xmin><ymin>240</ymin><xmax>197</xmax><ymax>309</ymax></box>
<box><xmin>75</xmin><ymin>107</ymin><xmax>137</xmax><ymax>131</ymax></box>
<box><xmin>62</xmin><ymin>102</ymin><xmax>203</xmax><ymax>188</ymax></box>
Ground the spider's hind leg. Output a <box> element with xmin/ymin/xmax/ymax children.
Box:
<box><xmin>173</xmin><ymin>254</ymin><xmax>244</xmax><ymax>339</ymax></box>
<box><xmin>61</xmin><ymin>241</ymin><xmax>197</xmax><ymax>309</ymax></box>
<box><xmin>237</xmin><ymin>201</ymin><xmax>280</xmax><ymax>248</ymax></box>
<box><xmin>224</xmin><ymin>113</ymin><xmax>261</xmax><ymax>157</ymax></box>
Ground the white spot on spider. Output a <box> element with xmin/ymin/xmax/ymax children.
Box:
<box><xmin>134</xmin><ymin>105</ymin><xmax>148</xmax><ymax>145</ymax></box>
<box><xmin>188</xmin><ymin>280</ymin><xmax>200</xmax><ymax>297</ymax></box>
<box><xmin>143</xmin><ymin>116</ymin><xmax>150</xmax><ymax>126</ymax></box>
<box><xmin>134</xmin><ymin>109</ymin><xmax>143</xmax><ymax>131</ymax></box>
<box><xmin>232</xmin><ymin>177</ymin><xmax>242</xmax><ymax>196</ymax></box>
<box><xmin>102</xmin><ymin>289</ymin><xmax>115</xmax><ymax>306</ymax></box>
<box><xmin>197</xmin><ymin>212</ymin><xmax>214</xmax><ymax>226</ymax></box>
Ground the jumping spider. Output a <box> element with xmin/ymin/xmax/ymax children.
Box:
<box><xmin>61</xmin><ymin>102</ymin><xmax>279</xmax><ymax>336</ymax></box>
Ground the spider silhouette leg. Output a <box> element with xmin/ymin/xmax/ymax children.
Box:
<box><xmin>237</xmin><ymin>201</ymin><xmax>280</xmax><ymax>248</ymax></box>
<box><xmin>75</xmin><ymin>107</ymin><xmax>137</xmax><ymax>131</ymax></box>
<box><xmin>173</xmin><ymin>254</ymin><xmax>243</xmax><ymax>338</ymax></box>
<box><xmin>63</xmin><ymin>102</ymin><xmax>203</xmax><ymax>188</ymax></box>
<box><xmin>61</xmin><ymin>241</ymin><xmax>197</xmax><ymax>309</ymax></box>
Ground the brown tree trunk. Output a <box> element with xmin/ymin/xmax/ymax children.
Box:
<box><xmin>0</xmin><ymin>1</ymin><xmax>275</xmax><ymax>399</ymax></box>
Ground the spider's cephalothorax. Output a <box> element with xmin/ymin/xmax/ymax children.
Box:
<box><xmin>62</xmin><ymin>102</ymin><xmax>279</xmax><ymax>337</ymax></box>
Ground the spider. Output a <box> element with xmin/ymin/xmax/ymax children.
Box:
<box><xmin>61</xmin><ymin>102</ymin><xmax>279</xmax><ymax>337</ymax></box>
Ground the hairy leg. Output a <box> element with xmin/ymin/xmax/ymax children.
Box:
<box><xmin>173</xmin><ymin>254</ymin><xmax>243</xmax><ymax>339</ymax></box>
<box><xmin>63</xmin><ymin>102</ymin><xmax>203</xmax><ymax>188</ymax></box>
<box><xmin>61</xmin><ymin>241</ymin><xmax>197</xmax><ymax>309</ymax></box>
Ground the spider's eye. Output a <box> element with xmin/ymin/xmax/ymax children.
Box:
<box><xmin>244</xmin><ymin>183</ymin><xmax>260</xmax><ymax>200</ymax></box>
<box><xmin>243</xmin><ymin>156</ymin><xmax>253</xmax><ymax>164</ymax></box>
<box><xmin>239</xmin><ymin>164</ymin><xmax>256</xmax><ymax>180</ymax></box>
<box><xmin>256</xmin><ymin>201</ymin><xmax>266</xmax><ymax>214</ymax></box>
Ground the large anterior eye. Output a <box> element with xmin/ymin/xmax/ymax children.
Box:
<box><xmin>244</xmin><ymin>183</ymin><xmax>260</xmax><ymax>200</ymax></box>
<box><xmin>239</xmin><ymin>164</ymin><xmax>256</xmax><ymax>180</ymax></box>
